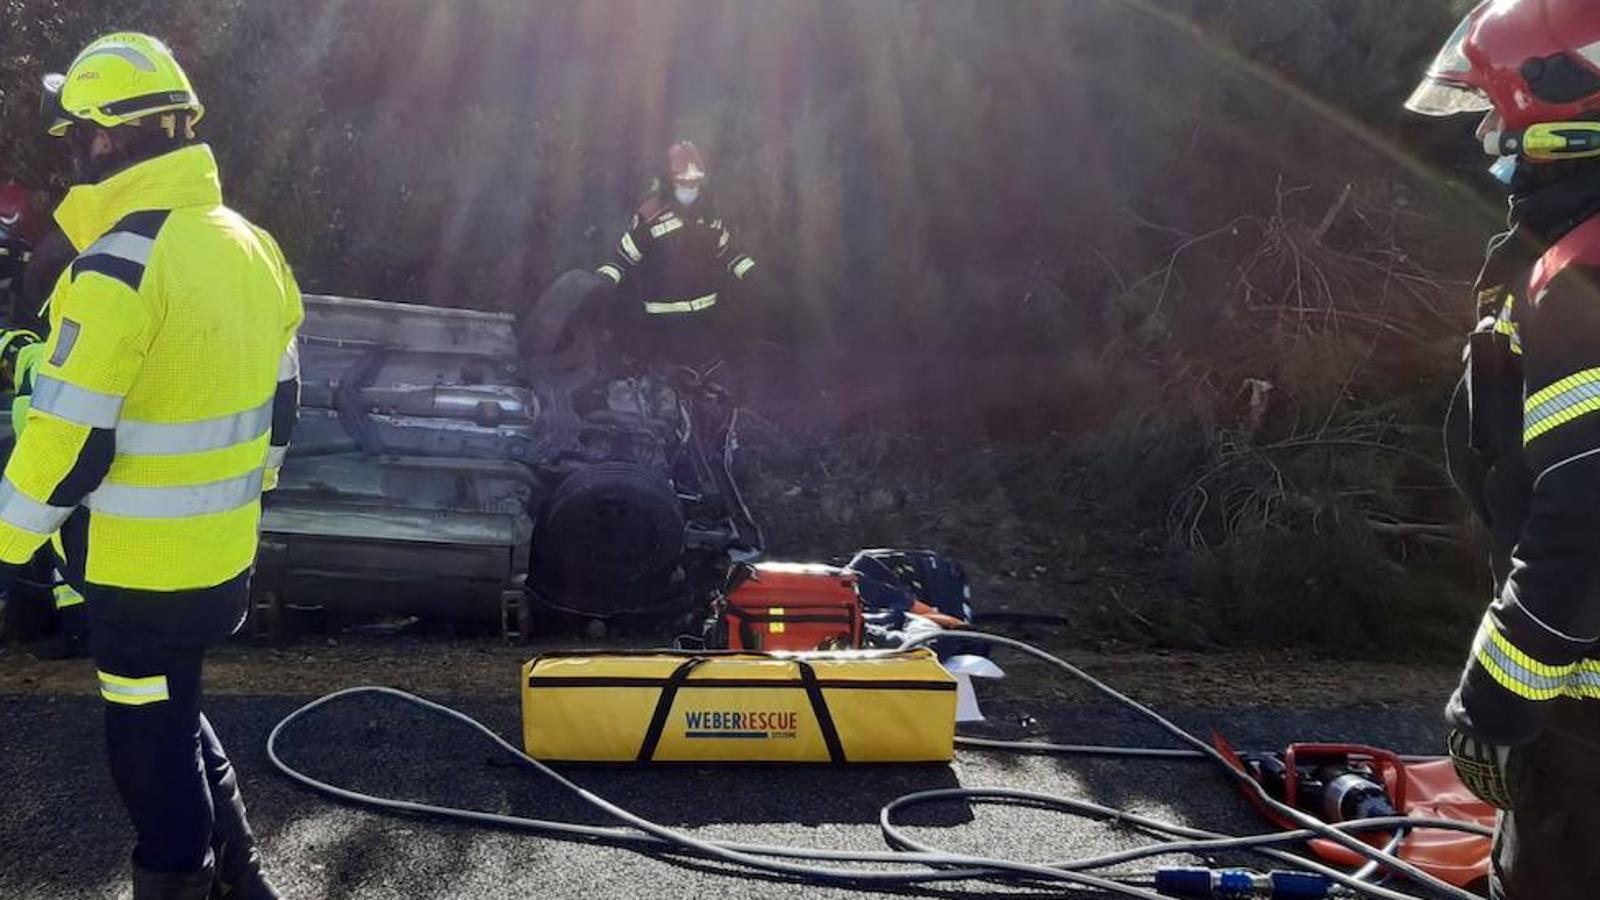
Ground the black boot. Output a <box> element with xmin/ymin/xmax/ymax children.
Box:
<box><xmin>201</xmin><ymin>716</ymin><xmax>281</xmax><ymax>900</ymax></box>
<box><xmin>209</xmin><ymin>865</ymin><xmax>280</xmax><ymax>900</ymax></box>
<box><xmin>32</xmin><ymin>603</ymin><xmax>90</xmax><ymax>659</ymax></box>
<box><xmin>132</xmin><ymin>860</ymin><xmax>215</xmax><ymax>900</ymax></box>
<box><xmin>31</xmin><ymin>630</ymin><xmax>89</xmax><ymax>660</ymax></box>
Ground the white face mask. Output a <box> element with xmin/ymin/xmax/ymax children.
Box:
<box><xmin>674</xmin><ymin>185</ymin><xmax>701</xmax><ymax>207</ymax></box>
<box><xmin>1477</xmin><ymin>110</ymin><xmax>1505</xmax><ymax>157</ymax></box>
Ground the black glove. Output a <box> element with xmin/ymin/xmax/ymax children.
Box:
<box><xmin>1447</xmin><ymin>728</ymin><xmax>1518</xmax><ymax>810</ymax></box>
<box><xmin>0</xmin><ymin>559</ymin><xmax>22</xmax><ymax>635</ymax></box>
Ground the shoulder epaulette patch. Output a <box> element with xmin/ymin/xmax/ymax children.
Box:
<box><xmin>638</xmin><ymin>196</ymin><xmax>668</xmax><ymax>221</ymax></box>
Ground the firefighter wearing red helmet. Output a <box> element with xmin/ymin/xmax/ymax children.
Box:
<box><xmin>1411</xmin><ymin>2</ymin><xmax>1600</xmax><ymax>896</ymax></box>
<box><xmin>596</xmin><ymin>141</ymin><xmax>757</xmax><ymax>366</ymax></box>
<box><xmin>0</xmin><ymin>182</ymin><xmax>75</xmax><ymax>331</ymax></box>
<box><xmin>0</xmin><ymin>182</ymin><xmax>86</xmax><ymax>659</ymax></box>
<box><xmin>0</xmin><ymin>183</ymin><xmax>39</xmax><ymax>298</ymax></box>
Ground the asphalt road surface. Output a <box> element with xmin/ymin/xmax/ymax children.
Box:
<box><xmin>0</xmin><ymin>659</ymin><xmax>1454</xmax><ymax>900</ymax></box>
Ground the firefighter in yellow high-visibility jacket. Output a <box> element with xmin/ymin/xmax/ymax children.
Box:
<box><xmin>0</xmin><ymin>33</ymin><xmax>304</xmax><ymax>900</ymax></box>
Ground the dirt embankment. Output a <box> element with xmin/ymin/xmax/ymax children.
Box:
<box><xmin>0</xmin><ymin>633</ymin><xmax>1459</xmax><ymax>709</ymax></box>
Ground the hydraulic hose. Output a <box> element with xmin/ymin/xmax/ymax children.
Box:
<box><xmin>267</xmin><ymin>631</ymin><xmax>1492</xmax><ymax>899</ymax></box>
<box><xmin>899</xmin><ymin>632</ymin><xmax>1488</xmax><ymax>899</ymax></box>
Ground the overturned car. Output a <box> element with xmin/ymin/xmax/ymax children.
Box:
<box><xmin>253</xmin><ymin>273</ymin><xmax>762</xmax><ymax>637</ymax></box>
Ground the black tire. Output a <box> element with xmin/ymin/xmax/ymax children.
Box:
<box><xmin>517</xmin><ymin>269</ymin><xmax>611</xmax><ymax>360</ymax></box>
<box><xmin>533</xmin><ymin>462</ymin><xmax>686</xmax><ymax>616</ymax></box>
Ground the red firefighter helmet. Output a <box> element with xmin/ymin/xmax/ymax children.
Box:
<box><xmin>0</xmin><ymin>183</ymin><xmax>39</xmax><ymax>245</ymax></box>
<box><xmin>1408</xmin><ymin>0</ymin><xmax>1600</xmax><ymax>132</ymax></box>
<box><xmin>668</xmin><ymin>140</ymin><xmax>708</xmax><ymax>184</ymax></box>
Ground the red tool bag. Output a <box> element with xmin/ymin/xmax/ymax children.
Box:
<box><xmin>723</xmin><ymin>562</ymin><xmax>864</xmax><ymax>652</ymax></box>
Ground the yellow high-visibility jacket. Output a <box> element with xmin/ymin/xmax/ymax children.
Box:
<box><xmin>0</xmin><ymin>144</ymin><xmax>302</xmax><ymax>592</ymax></box>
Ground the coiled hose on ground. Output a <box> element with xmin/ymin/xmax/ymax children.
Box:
<box><xmin>267</xmin><ymin>631</ymin><xmax>1492</xmax><ymax>899</ymax></box>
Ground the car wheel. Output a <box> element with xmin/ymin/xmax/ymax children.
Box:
<box><xmin>518</xmin><ymin>269</ymin><xmax>610</xmax><ymax>359</ymax></box>
<box><xmin>533</xmin><ymin>462</ymin><xmax>687</xmax><ymax>616</ymax></box>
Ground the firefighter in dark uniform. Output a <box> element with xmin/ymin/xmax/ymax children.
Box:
<box><xmin>1410</xmin><ymin>3</ymin><xmax>1600</xmax><ymax>897</ymax></box>
<box><xmin>0</xmin><ymin>184</ymin><xmax>32</xmax><ymax>297</ymax></box>
<box><xmin>0</xmin><ymin>182</ymin><xmax>40</xmax><ymax>344</ymax></box>
<box><xmin>0</xmin><ymin>181</ymin><xmax>74</xmax><ymax>331</ymax></box>
<box><xmin>596</xmin><ymin>141</ymin><xmax>757</xmax><ymax>368</ymax></box>
<box><xmin>0</xmin><ymin>184</ymin><xmax>85</xmax><ymax>656</ymax></box>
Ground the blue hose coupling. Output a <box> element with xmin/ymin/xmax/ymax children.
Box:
<box><xmin>1154</xmin><ymin>867</ymin><xmax>1337</xmax><ymax>899</ymax></box>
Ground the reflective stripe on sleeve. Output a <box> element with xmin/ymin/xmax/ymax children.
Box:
<box><xmin>97</xmin><ymin>671</ymin><xmax>169</xmax><ymax>706</ymax></box>
<box><xmin>1472</xmin><ymin>614</ymin><xmax>1577</xmax><ymax>701</ymax></box>
<box><xmin>265</xmin><ymin>445</ymin><xmax>288</xmax><ymax>469</ymax></box>
<box><xmin>597</xmin><ymin>264</ymin><xmax>623</xmax><ymax>284</ymax></box>
<box><xmin>1566</xmin><ymin>661</ymin><xmax>1600</xmax><ymax>699</ymax></box>
<box><xmin>30</xmin><ymin>375</ymin><xmax>124</xmax><ymax>428</ymax></box>
<box><xmin>1525</xmin><ymin>367</ymin><xmax>1600</xmax><ymax>443</ymax></box>
<box><xmin>732</xmin><ymin>257</ymin><xmax>756</xmax><ymax>279</ymax></box>
<box><xmin>620</xmin><ymin>233</ymin><xmax>643</xmax><ymax>263</ymax></box>
<box><xmin>643</xmin><ymin>293</ymin><xmax>719</xmax><ymax>315</ymax></box>
<box><xmin>85</xmin><ymin>469</ymin><xmax>264</xmax><ymax>519</ymax></box>
<box><xmin>0</xmin><ymin>478</ymin><xmax>74</xmax><ymax>535</ymax></box>
<box><xmin>115</xmin><ymin>399</ymin><xmax>273</xmax><ymax>455</ymax></box>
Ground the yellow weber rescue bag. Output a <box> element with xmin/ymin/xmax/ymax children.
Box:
<box><xmin>521</xmin><ymin>648</ymin><xmax>956</xmax><ymax>763</ymax></box>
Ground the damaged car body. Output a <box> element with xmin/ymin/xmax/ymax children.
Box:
<box><xmin>254</xmin><ymin>272</ymin><xmax>762</xmax><ymax>637</ymax></box>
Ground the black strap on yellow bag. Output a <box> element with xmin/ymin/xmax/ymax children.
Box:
<box><xmin>521</xmin><ymin>648</ymin><xmax>956</xmax><ymax>764</ymax></box>
<box><xmin>632</xmin><ymin>656</ymin><xmax>847</xmax><ymax>762</ymax></box>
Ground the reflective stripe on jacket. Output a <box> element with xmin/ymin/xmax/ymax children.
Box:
<box><xmin>596</xmin><ymin>193</ymin><xmax>755</xmax><ymax>315</ymax></box>
<box><xmin>1447</xmin><ymin>215</ymin><xmax>1600</xmax><ymax>745</ymax></box>
<box><xmin>0</xmin><ymin>144</ymin><xmax>304</xmax><ymax>592</ymax></box>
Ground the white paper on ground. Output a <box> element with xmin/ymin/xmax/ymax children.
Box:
<box><xmin>942</xmin><ymin>655</ymin><xmax>1004</xmax><ymax>723</ymax></box>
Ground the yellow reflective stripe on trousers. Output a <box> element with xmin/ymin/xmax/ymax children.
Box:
<box><xmin>0</xmin><ymin>477</ymin><xmax>73</xmax><ymax>535</ymax></box>
<box><xmin>85</xmin><ymin>469</ymin><xmax>264</xmax><ymax>518</ymax></box>
<box><xmin>115</xmin><ymin>398</ymin><xmax>273</xmax><ymax>456</ymax></box>
<box><xmin>53</xmin><ymin>582</ymin><xmax>84</xmax><ymax>609</ymax></box>
<box><xmin>98</xmin><ymin>671</ymin><xmax>169</xmax><ymax>706</ymax></box>
<box><xmin>643</xmin><ymin>293</ymin><xmax>718</xmax><ymax>315</ymax></box>
<box><xmin>30</xmin><ymin>374</ymin><xmax>124</xmax><ymax>428</ymax></box>
<box><xmin>1525</xmin><ymin>367</ymin><xmax>1600</xmax><ymax>443</ymax></box>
